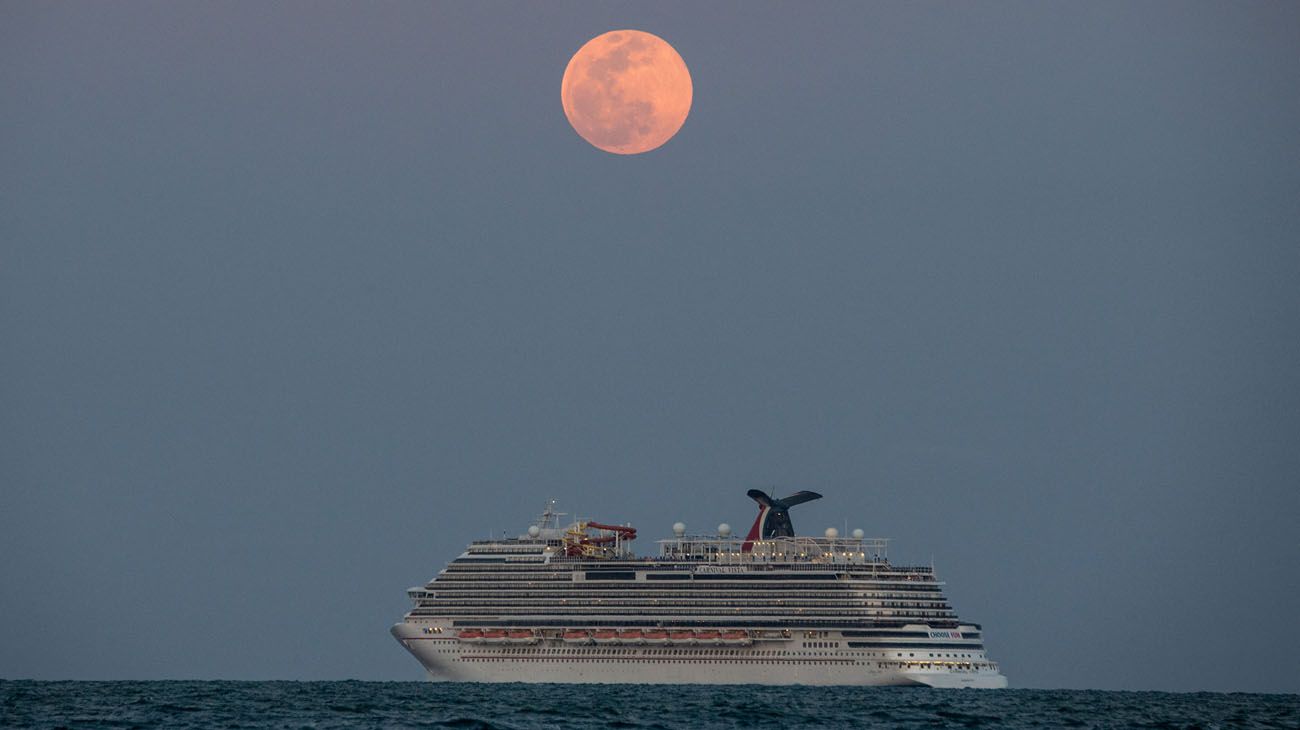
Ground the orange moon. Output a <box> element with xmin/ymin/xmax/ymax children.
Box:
<box><xmin>561</xmin><ymin>30</ymin><xmax>693</xmax><ymax>155</ymax></box>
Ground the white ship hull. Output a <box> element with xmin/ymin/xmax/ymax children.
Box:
<box><xmin>392</xmin><ymin>495</ymin><xmax>1009</xmax><ymax>688</ymax></box>
<box><xmin>392</xmin><ymin>624</ymin><xmax>1008</xmax><ymax>688</ymax></box>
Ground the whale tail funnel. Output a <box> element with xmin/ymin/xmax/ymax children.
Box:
<box><xmin>741</xmin><ymin>489</ymin><xmax>823</xmax><ymax>551</ymax></box>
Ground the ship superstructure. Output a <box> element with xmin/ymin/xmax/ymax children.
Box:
<box><xmin>391</xmin><ymin>492</ymin><xmax>1007</xmax><ymax>687</ymax></box>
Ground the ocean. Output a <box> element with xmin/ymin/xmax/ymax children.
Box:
<box><xmin>1</xmin><ymin>681</ymin><xmax>1296</xmax><ymax>729</ymax></box>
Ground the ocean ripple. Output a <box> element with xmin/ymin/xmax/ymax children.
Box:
<box><xmin>0</xmin><ymin>681</ymin><xmax>1296</xmax><ymax>729</ymax></box>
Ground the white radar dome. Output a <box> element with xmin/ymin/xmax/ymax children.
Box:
<box><xmin>527</xmin><ymin>525</ymin><xmax>541</xmax><ymax>538</ymax></box>
<box><xmin>824</xmin><ymin>527</ymin><xmax>839</xmax><ymax>539</ymax></box>
<box><xmin>852</xmin><ymin>528</ymin><xmax>865</xmax><ymax>539</ymax></box>
<box><xmin>717</xmin><ymin>523</ymin><xmax>732</xmax><ymax>537</ymax></box>
<box><xmin>672</xmin><ymin>522</ymin><xmax>687</xmax><ymax>537</ymax></box>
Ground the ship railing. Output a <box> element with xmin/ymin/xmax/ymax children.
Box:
<box><xmin>656</xmin><ymin>535</ymin><xmax>890</xmax><ymax>562</ymax></box>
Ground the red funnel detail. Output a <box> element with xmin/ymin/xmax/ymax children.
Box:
<box><xmin>741</xmin><ymin>505</ymin><xmax>767</xmax><ymax>553</ymax></box>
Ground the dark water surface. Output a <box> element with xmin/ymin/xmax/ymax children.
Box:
<box><xmin>1</xmin><ymin>681</ymin><xmax>1296</xmax><ymax>729</ymax></box>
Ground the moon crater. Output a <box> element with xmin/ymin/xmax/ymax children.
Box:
<box><xmin>561</xmin><ymin>30</ymin><xmax>693</xmax><ymax>155</ymax></box>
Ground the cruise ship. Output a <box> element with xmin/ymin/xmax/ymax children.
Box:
<box><xmin>391</xmin><ymin>490</ymin><xmax>1007</xmax><ymax>687</ymax></box>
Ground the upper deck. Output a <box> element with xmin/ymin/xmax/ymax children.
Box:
<box><xmin>657</xmin><ymin>534</ymin><xmax>889</xmax><ymax>566</ymax></box>
<box><xmin>461</xmin><ymin>500</ymin><xmax>904</xmax><ymax>570</ymax></box>
<box><xmin>462</xmin><ymin>533</ymin><xmax>912</xmax><ymax>571</ymax></box>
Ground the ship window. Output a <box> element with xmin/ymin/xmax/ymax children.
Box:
<box><xmin>585</xmin><ymin>571</ymin><xmax>635</xmax><ymax>580</ymax></box>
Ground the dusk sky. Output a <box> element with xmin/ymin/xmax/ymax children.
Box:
<box><xmin>2</xmin><ymin>2</ymin><xmax>1297</xmax><ymax>692</ymax></box>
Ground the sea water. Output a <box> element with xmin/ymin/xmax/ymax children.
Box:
<box><xmin>2</xmin><ymin>681</ymin><xmax>1297</xmax><ymax>729</ymax></box>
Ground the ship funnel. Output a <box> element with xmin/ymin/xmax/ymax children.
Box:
<box><xmin>741</xmin><ymin>489</ymin><xmax>823</xmax><ymax>551</ymax></box>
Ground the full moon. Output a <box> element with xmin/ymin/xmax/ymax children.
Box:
<box><xmin>561</xmin><ymin>30</ymin><xmax>693</xmax><ymax>155</ymax></box>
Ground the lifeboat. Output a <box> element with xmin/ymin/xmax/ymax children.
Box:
<box><xmin>618</xmin><ymin>629</ymin><xmax>645</xmax><ymax>644</ymax></box>
<box><xmin>668</xmin><ymin>630</ymin><xmax>696</xmax><ymax>645</ymax></box>
<box><xmin>507</xmin><ymin>630</ymin><xmax>536</xmax><ymax>644</ymax></box>
<box><xmin>721</xmin><ymin>630</ymin><xmax>751</xmax><ymax>646</ymax></box>
<box><xmin>457</xmin><ymin>629</ymin><xmax>484</xmax><ymax>643</ymax></box>
<box><xmin>642</xmin><ymin>630</ymin><xmax>669</xmax><ymax>645</ymax></box>
<box><xmin>562</xmin><ymin>630</ymin><xmax>592</xmax><ymax>644</ymax></box>
<box><xmin>695</xmin><ymin>630</ymin><xmax>722</xmax><ymax>645</ymax></box>
<box><xmin>592</xmin><ymin>629</ymin><xmax>620</xmax><ymax>644</ymax></box>
<box><xmin>481</xmin><ymin>629</ymin><xmax>507</xmax><ymax>644</ymax></box>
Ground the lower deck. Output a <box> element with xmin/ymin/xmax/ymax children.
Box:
<box><xmin>391</xmin><ymin>623</ymin><xmax>1007</xmax><ymax>687</ymax></box>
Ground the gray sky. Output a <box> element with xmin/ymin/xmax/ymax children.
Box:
<box><xmin>2</xmin><ymin>1</ymin><xmax>1297</xmax><ymax>692</ymax></box>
